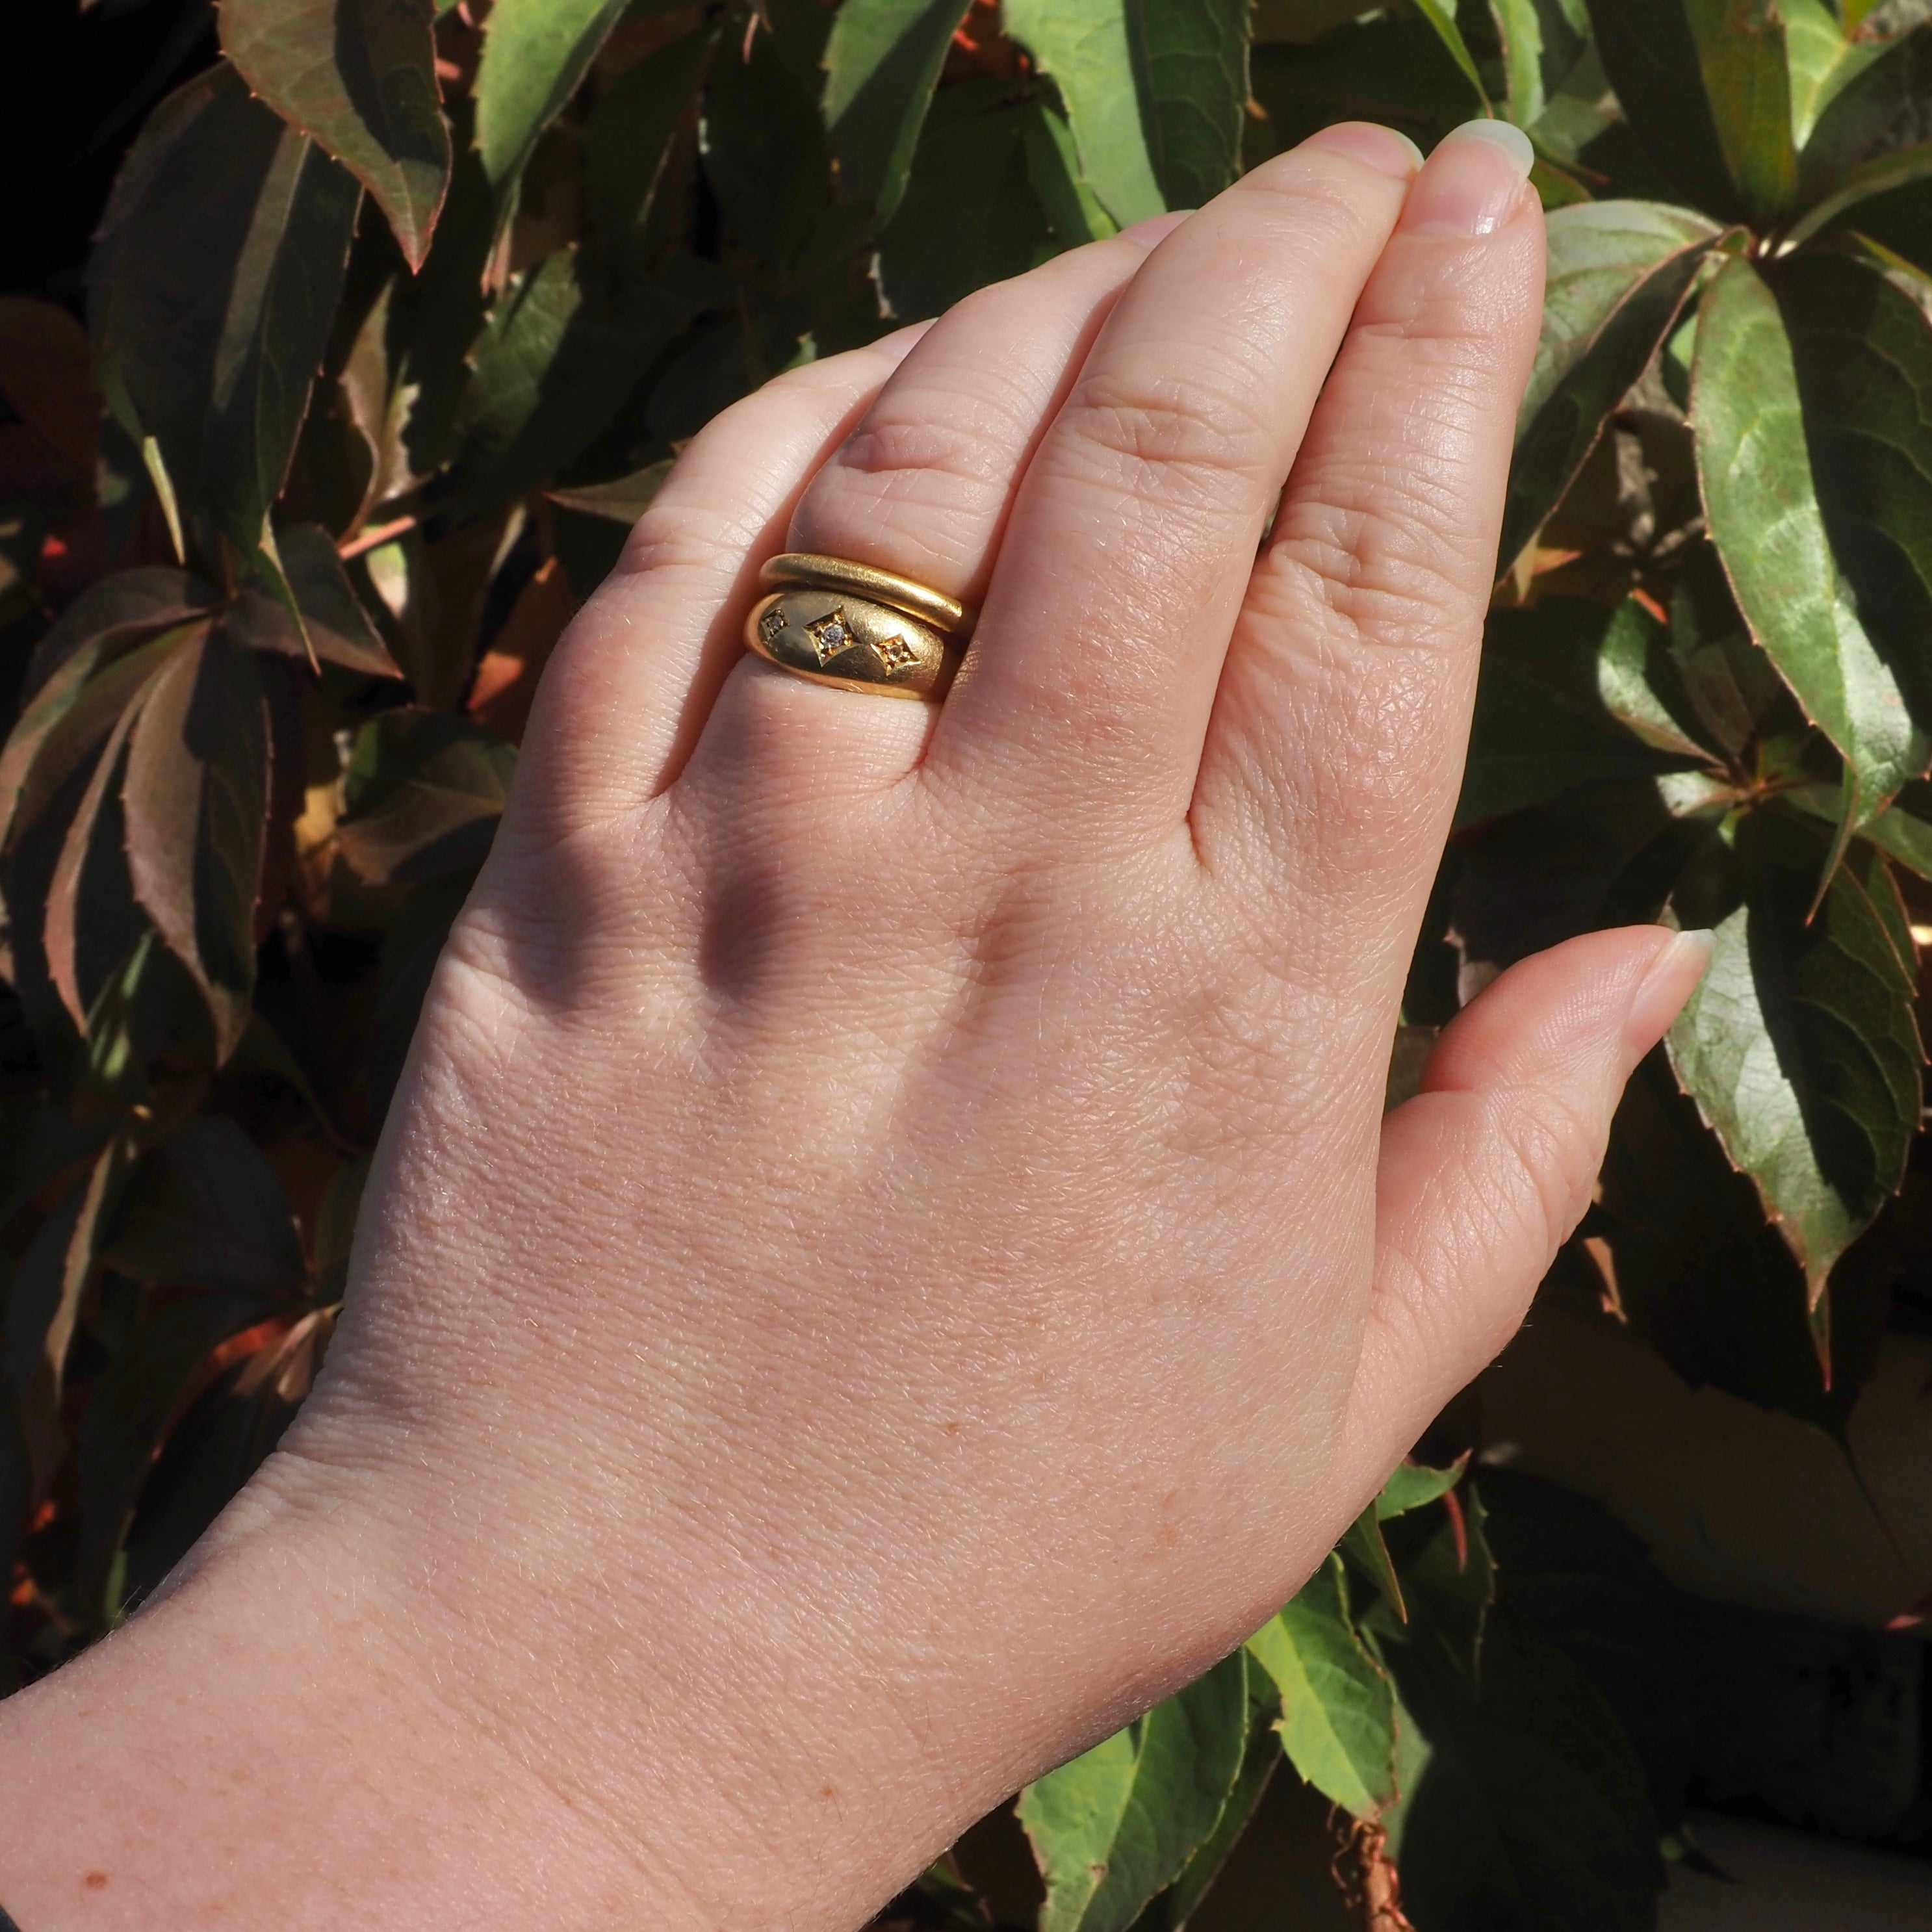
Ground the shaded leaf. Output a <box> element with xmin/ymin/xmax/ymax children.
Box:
<box><xmin>336</xmin><ymin>708</ymin><xmax>514</xmax><ymax>885</ymax></box>
<box><xmin>18</xmin><ymin>565</ymin><xmax>214</xmax><ymax>704</ymax></box>
<box><xmin>0</xmin><ymin>296</ymin><xmax>101</xmax><ymax>478</ymax></box>
<box><xmin>1023</xmin><ymin>98</ymin><xmax>1118</xmax><ymax>247</ymax></box>
<box><xmin>1018</xmin><ymin>1649</ymin><xmax>1249</xmax><ymax>1932</ymax></box>
<box><xmin>547</xmin><ymin>457</ymin><xmax>672</xmax><ymax>524</ymax></box>
<box><xmin>878</xmin><ymin>95</ymin><xmax>1052</xmax><ymax>323</ymax></box>
<box><xmin>102</xmin><ymin>1116</ymin><xmax>307</xmax><ymax>1294</ymax></box>
<box><xmin>89</xmin><ymin>64</ymin><xmax>362</xmax><ymax>572</ymax></box>
<box><xmin>123</xmin><ymin>621</ymin><xmax>271</xmax><ymax>1057</ymax></box>
<box><xmin>1161</xmin><ymin>1667</ymin><xmax>1280</xmax><ymax>1928</ymax></box>
<box><xmin>474</xmin><ymin>0</ymin><xmax>628</xmax><ymax>196</ymax></box>
<box><xmin>4</xmin><ymin>1137</ymin><xmax>133</xmax><ymax>1495</ymax></box>
<box><xmin>1411</xmin><ymin>0</ymin><xmax>1491</xmax><ymax>107</ymax></box>
<box><xmin>1667</xmin><ymin>812</ymin><xmax>1922</xmax><ymax>1316</ymax></box>
<box><xmin>1501</xmin><ymin>200</ymin><xmax>1722</xmax><ymax>571</ymax></box>
<box><xmin>823</xmin><ymin>0</ymin><xmax>973</xmax><ymax>225</ymax></box>
<box><xmin>450</xmin><ymin>247</ymin><xmax>717</xmax><ymax>518</ymax></box>
<box><xmin>1246</xmin><ymin>1557</ymin><xmax>1397</xmax><ymax>1818</ymax></box>
<box><xmin>222</xmin><ymin>522</ymin><xmax>402</xmax><ymax>677</ymax></box>
<box><xmin>584</xmin><ymin>21</ymin><xmax>716</xmax><ymax>275</ymax></box>
<box><xmin>1582</xmin><ymin>0</ymin><xmax>1794</xmax><ymax>220</ymax></box>
<box><xmin>1005</xmin><ymin>0</ymin><xmax>1165</xmax><ymax>227</ymax></box>
<box><xmin>1387</xmin><ymin>1610</ymin><xmax>1664</xmax><ymax>1932</ymax></box>
<box><xmin>469</xmin><ymin>554</ymin><xmax>573</xmax><ymax>743</ymax></box>
<box><xmin>75</xmin><ymin>1287</ymin><xmax>289</xmax><ymax>1616</ymax></box>
<box><xmin>1783</xmin><ymin>0</ymin><xmax>1890</xmax><ymax>152</ymax></box>
<box><xmin>221</xmin><ymin>0</ymin><xmax>451</xmax><ymax>270</ymax></box>
<box><xmin>1249</xmin><ymin>16</ymin><xmax>1482</xmax><ymax>157</ymax></box>
<box><xmin>1128</xmin><ymin>0</ymin><xmax>1252</xmax><ymax>213</ymax></box>
<box><xmin>1692</xmin><ymin>255</ymin><xmax>1919</xmax><ymax>822</ymax></box>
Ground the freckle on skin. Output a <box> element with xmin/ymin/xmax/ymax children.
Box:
<box><xmin>819</xmin><ymin>1784</ymin><xmax>836</xmax><ymax>1800</ymax></box>
<box><xmin>944</xmin><ymin>1420</ymin><xmax>960</xmax><ymax>1435</ymax></box>
<box><xmin>84</xmin><ymin>1872</ymin><xmax>109</xmax><ymax>1890</ymax></box>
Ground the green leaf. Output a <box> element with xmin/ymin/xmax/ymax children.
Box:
<box><xmin>1783</xmin><ymin>0</ymin><xmax>1889</xmax><ymax>151</ymax></box>
<box><xmin>1411</xmin><ymin>0</ymin><xmax>1492</xmax><ymax>107</ymax></box>
<box><xmin>220</xmin><ymin>0</ymin><xmax>451</xmax><ymax>271</ymax></box>
<box><xmin>1250</xmin><ymin>16</ymin><xmax>1483</xmax><ymax>156</ymax></box>
<box><xmin>337</xmin><ymin>708</ymin><xmax>515</xmax><ymax>886</ymax></box>
<box><xmin>450</xmin><ymin>247</ymin><xmax>717</xmax><ymax>518</ymax></box>
<box><xmin>1161</xmin><ymin>1666</ymin><xmax>1279</xmax><ymax>1928</ymax></box>
<box><xmin>1693</xmin><ymin>255</ymin><xmax>1920</xmax><ymax>822</ymax></box>
<box><xmin>122</xmin><ymin>621</ymin><xmax>271</xmax><ymax>1059</ymax></box>
<box><xmin>1667</xmin><ymin>812</ymin><xmax>1922</xmax><ymax>1315</ymax></box>
<box><xmin>1377</xmin><ymin>1457</ymin><xmax>1469</xmax><ymax>1521</ymax></box>
<box><xmin>877</xmin><ymin>97</ymin><xmax>1053</xmax><ymax>322</ymax></box>
<box><xmin>1489</xmin><ymin>0</ymin><xmax>1590</xmax><ymax>129</ymax></box>
<box><xmin>1005</xmin><ymin>0</ymin><xmax>1165</xmax><ymax>226</ymax></box>
<box><xmin>222</xmin><ymin>522</ymin><xmax>402</xmax><ymax>678</ymax></box>
<box><xmin>1024</xmin><ymin>99</ymin><xmax>1118</xmax><ymax>246</ymax></box>
<box><xmin>1848</xmin><ymin>788</ymin><xmax>1932</xmax><ymax>879</ymax></box>
<box><xmin>89</xmin><ymin>65</ymin><xmax>362</xmax><ymax>573</ymax></box>
<box><xmin>822</xmin><ymin>0</ymin><xmax>973</xmax><ymax>225</ymax></box>
<box><xmin>548</xmin><ymin>458</ymin><xmax>673</xmax><ymax>524</ymax></box>
<box><xmin>1797</xmin><ymin>19</ymin><xmax>1932</xmax><ymax>200</ymax></box>
<box><xmin>1582</xmin><ymin>0</ymin><xmax>1795</xmax><ymax>220</ymax></box>
<box><xmin>1018</xmin><ymin>1649</ymin><xmax>1249</xmax><ymax>1932</ymax></box>
<box><xmin>474</xmin><ymin>0</ymin><xmax>628</xmax><ymax>194</ymax></box>
<box><xmin>1127</xmin><ymin>0</ymin><xmax>1252</xmax><ymax>213</ymax></box>
<box><xmin>1500</xmin><ymin>200</ymin><xmax>1723</xmax><ymax>571</ymax></box>
<box><xmin>1246</xmin><ymin>1557</ymin><xmax>1397</xmax><ymax>1818</ymax></box>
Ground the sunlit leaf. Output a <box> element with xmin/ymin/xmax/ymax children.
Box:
<box><xmin>1783</xmin><ymin>0</ymin><xmax>1888</xmax><ymax>152</ymax></box>
<box><xmin>1246</xmin><ymin>1558</ymin><xmax>1397</xmax><ymax>1818</ymax></box>
<box><xmin>1161</xmin><ymin>1669</ymin><xmax>1280</xmax><ymax>1928</ymax></box>
<box><xmin>1667</xmin><ymin>812</ymin><xmax>1922</xmax><ymax>1319</ymax></box>
<box><xmin>1500</xmin><ymin>200</ymin><xmax>1723</xmax><ymax>571</ymax></box>
<box><xmin>823</xmin><ymin>0</ymin><xmax>972</xmax><ymax>225</ymax></box>
<box><xmin>122</xmin><ymin>623</ymin><xmax>271</xmax><ymax>1058</ymax></box>
<box><xmin>221</xmin><ymin>0</ymin><xmax>450</xmax><ymax>270</ymax></box>
<box><xmin>474</xmin><ymin>0</ymin><xmax>628</xmax><ymax>197</ymax></box>
<box><xmin>1022</xmin><ymin>98</ymin><xmax>1118</xmax><ymax>246</ymax></box>
<box><xmin>1798</xmin><ymin>18</ymin><xmax>1932</xmax><ymax>198</ymax></box>
<box><xmin>1582</xmin><ymin>0</ymin><xmax>1795</xmax><ymax>220</ymax></box>
<box><xmin>1004</xmin><ymin>0</ymin><xmax>1165</xmax><ymax>226</ymax></box>
<box><xmin>1019</xmin><ymin>1649</ymin><xmax>1249</xmax><ymax>1932</ymax></box>
<box><xmin>88</xmin><ymin>64</ymin><xmax>361</xmax><ymax>575</ymax></box>
<box><xmin>16</xmin><ymin>566</ymin><xmax>214</xmax><ymax>704</ymax></box>
<box><xmin>1693</xmin><ymin>255</ymin><xmax>1920</xmax><ymax>823</ymax></box>
<box><xmin>1488</xmin><ymin>0</ymin><xmax>1590</xmax><ymax>129</ymax></box>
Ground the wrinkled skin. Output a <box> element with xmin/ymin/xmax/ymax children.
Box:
<box><xmin>0</xmin><ymin>123</ymin><xmax>1707</xmax><ymax>1932</ymax></box>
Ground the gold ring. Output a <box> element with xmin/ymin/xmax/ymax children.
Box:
<box><xmin>743</xmin><ymin>552</ymin><xmax>970</xmax><ymax>701</ymax></box>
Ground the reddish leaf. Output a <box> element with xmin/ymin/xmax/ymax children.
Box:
<box><xmin>122</xmin><ymin>624</ymin><xmax>272</xmax><ymax>1057</ymax></box>
<box><xmin>221</xmin><ymin>522</ymin><xmax>402</xmax><ymax>678</ymax></box>
<box><xmin>21</xmin><ymin>566</ymin><xmax>216</xmax><ymax>700</ymax></box>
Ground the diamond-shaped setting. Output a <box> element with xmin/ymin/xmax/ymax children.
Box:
<box><xmin>874</xmin><ymin>631</ymin><xmax>918</xmax><ymax>675</ymax></box>
<box><xmin>757</xmin><ymin>602</ymin><xmax>788</xmax><ymax>647</ymax></box>
<box><xmin>806</xmin><ymin>608</ymin><xmax>857</xmax><ymax>665</ymax></box>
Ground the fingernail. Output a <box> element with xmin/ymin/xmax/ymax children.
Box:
<box><xmin>1402</xmin><ymin>118</ymin><xmax>1535</xmax><ymax>237</ymax></box>
<box><xmin>1301</xmin><ymin>120</ymin><xmax>1424</xmax><ymax>182</ymax></box>
<box><xmin>1625</xmin><ymin>927</ymin><xmax>1714</xmax><ymax>1061</ymax></box>
<box><xmin>1119</xmin><ymin>210</ymin><xmax>1193</xmax><ymax>251</ymax></box>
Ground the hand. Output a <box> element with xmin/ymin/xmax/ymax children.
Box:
<box><xmin>0</xmin><ymin>121</ymin><xmax>1707</xmax><ymax>1931</ymax></box>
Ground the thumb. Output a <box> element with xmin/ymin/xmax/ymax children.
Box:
<box><xmin>1339</xmin><ymin>925</ymin><xmax>1712</xmax><ymax>1487</ymax></box>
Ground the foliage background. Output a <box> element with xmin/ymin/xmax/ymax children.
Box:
<box><xmin>3</xmin><ymin>1</ymin><xmax>1931</xmax><ymax>1927</ymax></box>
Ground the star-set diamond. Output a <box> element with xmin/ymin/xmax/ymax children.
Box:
<box><xmin>806</xmin><ymin>609</ymin><xmax>856</xmax><ymax>665</ymax></box>
<box><xmin>757</xmin><ymin>603</ymin><xmax>788</xmax><ymax>647</ymax></box>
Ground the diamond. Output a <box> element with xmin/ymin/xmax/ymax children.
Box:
<box><xmin>806</xmin><ymin>608</ymin><xmax>855</xmax><ymax>665</ymax></box>
<box><xmin>757</xmin><ymin>603</ymin><xmax>788</xmax><ymax>646</ymax></box>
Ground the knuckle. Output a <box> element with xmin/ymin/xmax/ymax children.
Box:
<box><xmin>1054</xmin><ymin>357</ymin><xmax>1274</xmax><ymax>512</ymax></box>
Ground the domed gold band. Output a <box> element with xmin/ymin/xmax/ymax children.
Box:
<box><xmin>743</xmin><ymin>553</ymin><xmax>972</xmax><ymax>701</ymax></box>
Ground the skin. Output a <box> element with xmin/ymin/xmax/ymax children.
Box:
<box><xmin>0</xmin><ymin>123</ymin><xmax>1709</xmax><ymax>1930</ymax></box>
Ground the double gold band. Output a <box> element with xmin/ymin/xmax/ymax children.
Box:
<box><xmin>744</xmin><ymin>553</ymin><xmax>971</xmax><ymax>701</ymax></box>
